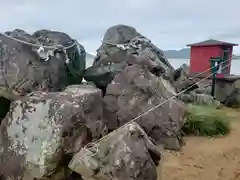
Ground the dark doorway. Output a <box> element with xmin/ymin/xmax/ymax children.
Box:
<box><xmin>0</xmin><ymin>97</ymin><xmax>11</xmax><ymax>120</ymax></box>
<box><xmin>222</xmin><ymin>47</ymin><xmax>230</xmax><ymax>75</ymax></box>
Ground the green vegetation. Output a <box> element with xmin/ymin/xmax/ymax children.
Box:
<box><xmin>182</xmin><ymin>105</ymin><xmax>230</xmax><ymax>136</ymax></box>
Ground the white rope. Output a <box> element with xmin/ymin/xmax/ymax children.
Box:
<box><xmin>1</xmin><ymin>32</ymin><xmax>78</xmax><ymax>62</ymax></box>
<box><xmin>102</xmin><ymin>39</ymin><xmax>237</xmax><ymax>88</ymax></box>
<box><xmin>77</xmin><ymin>39</ymin><xmax>236</xmax><ymax>158</ymax></box>
<box><xmin>83</xmin><ymin>61</ymin><xmax>231</xmax><ymax>153</ymax></box>
<box><xmin>102</xmin><ymin>39</ymin><xmax>238</xmax><ymax>74</ymax></box>
<box><xmin>2</xmin><ymin>33</ymin><xmax>234</xmax><ymax>150</ymax></box>
<box><xmin>1</xmin><ymin>33</ymin><xmax>77</xmax><ymax>50</ymax></box>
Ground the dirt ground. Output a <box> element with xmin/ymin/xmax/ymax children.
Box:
<box><xmin>162</xmin><ymin>108</ymin><xmax>240</xmax><ymax>180</ymax></box>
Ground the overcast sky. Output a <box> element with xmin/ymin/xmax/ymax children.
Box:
<box><xmin>1</xmin><ymin>0</ymin><xmax>239</xmax><ymax>53</ymax></box>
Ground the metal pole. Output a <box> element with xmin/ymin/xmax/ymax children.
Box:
<box><xmin>211</xmin><ymin>72</ymin><xmax>216</xmax><ymax>99</ymax></box>
<box><xmin>211</xmin><ymin>61</ymin><xmax>217</xmax><ymax>99</ymax></box>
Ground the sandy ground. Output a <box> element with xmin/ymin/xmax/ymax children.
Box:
<box><xmin>162</xmin><ymin>108</ymin><xmax>240</xmax><ymax>180</ymax></box>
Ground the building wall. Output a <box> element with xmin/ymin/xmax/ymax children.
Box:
<box><xmin>190</xmin><ymin>46</ymin><xmax>223</xmax><ymax>75</ymax></box>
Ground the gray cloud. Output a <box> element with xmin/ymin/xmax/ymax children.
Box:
<box><xmin>0</xmin><ymin>0</ymin><xmax>239</xmax><ymax>53</ymax></box>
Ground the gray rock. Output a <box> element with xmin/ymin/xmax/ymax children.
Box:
<box><xmin>194</xmin><ymin>86</ymin><xmax>211</xmax><ymax>95</ymax></box>
<box><xmin>0</xmin><ymin>85</ymin><xmax>106</xmax><ymax>180</ymax></box>
<box><xmin>178</xmin><ymin>92</ymin><xmax>221</xmax><ymax>107</ymax></box>
<box><xmin>0</xmin><ymin>29</ymin><xmax>86</xmax><ymax>100</ymax></box>
<box><xmin>103</xmin><ymin>65</ymin><xmax>186</xmax><ymax>150</ymax></box>
<box><xmin>215</xmin><ymin>77</ymin><xmax>240</xmax><ymax>107</ymax></box>
<box><xmin>173</xmin><ymin>64</ymin><xmax>199</xmax><ymax>93</ymax></box>
<box><xmin>69</xmin><ymin>122</ymin><xmax>161</xmax><ymax>180</ymax></box>
<box><xmin>83</xmin><ymin>24</ymin><xmax>175</xmax><ymax>92</ymax></box>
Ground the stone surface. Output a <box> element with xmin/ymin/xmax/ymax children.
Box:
<box><xmin>194</xmin><ymin>86</ymin><xmax>211</xmax><ymax>95</ymax></box>
<box><xmin>215</xmin><ymin>77</ymin><xmax>240</xmax><ymax>107</ymax></box>
<box><xmin>103</xmin><ymin>64</ymin><xmax>187</xmax><ymax>150</ymax></box>
<box><xmin>178</xmin><ymin>92</ymin><xmax>221</xmax><ymax>107</ymax></box>
<box><xmin>0</xmin><ymin>29</ymin><xmax>86</xmax><ymax>100</ymax></box>
<box><xmin>0</xmin><ymin>85</ymin><xmax>106</xmax><ymax>180</ymax></box>
<box><xmin>173</xmin><ymin>64</ymin><xmax>199</xmax><ymax>93</ymax></box>
<box><xmin>83</xmin><ymin>24</ymin><xmax>175</xmax><ymax>92</ymax></box>
<box><xmin>69</xmin><ymin>122</ymin><xmax>161</xmax><ymax>180</ymax></box>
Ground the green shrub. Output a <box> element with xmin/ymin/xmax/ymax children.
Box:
<box><xmin>182</xmin><ymin>105</ymin><xmax>230</xmax><ymax>136</ymax></box>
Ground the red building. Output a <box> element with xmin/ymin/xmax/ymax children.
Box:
<box><xmin>187</xmin><ymin>39</ymin><xmax>238</xmax><ymax>77</ymax></box>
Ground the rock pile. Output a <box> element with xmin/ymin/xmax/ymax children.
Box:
<box><xmin>0</xmin><ymin>25</ymin><xmax>215</xmax><ymax>179</ymax></box>
<box><xmin>84</xmin><ymin>24</ymin><xmax>176</xmax><ymax>93</ymax></box>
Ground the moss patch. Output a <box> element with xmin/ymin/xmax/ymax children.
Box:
<box><xmin>182</xmin><ymin>104</ymin><xmax>230</xmax><ymax>136</ymax></box>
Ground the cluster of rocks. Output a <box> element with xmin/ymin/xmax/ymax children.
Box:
<box><xmin>0</xmin><ymin>25</ymin><xmax>221</xmax><ymax>180</ymax></box>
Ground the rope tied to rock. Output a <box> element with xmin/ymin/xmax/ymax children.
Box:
<box><xmin>101</xmin><ymin>39</ymin><xmax>239</xmax><ymax>81</ymax></box>
<box><xmin>0</xmin><ymin>32</ymin><xmax>86</xmax><ymax>100</ymax></box>
<box><xmin>1</xmin><ymin>33</ymin><xmax>77</xmax><ymax>63</ymax></box>
<box><xmin>83</xmin><ymin>61</ymin><xmax>232</xmax><ymax>157</ymax></box>
<box><xmin>102</xmin><ymin>37</ymin><xmax>182</xmax><ymax>73</ymax></box>
<box><xmin>101</xmin><ymin>36</ymin><xmax>151</xmax><ymax>51</ymax></box>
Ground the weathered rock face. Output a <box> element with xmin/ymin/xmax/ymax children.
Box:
<box><xmin>69</xmin><ymin>122</ymin><xmax>161</xmax><ymax>180</ymax></box>
<box><xmin>178</xmin><ymin>92</ymin><xmax>221</xmax><ymax>107</ymax></box>
<box><xmin>194</xmin><ymin>85</ymin><xmax>211</xmax><ymax>95</ymax></box>
<box><xmin>0</xmin><ymin>85</ymin><xmax>106</xmax><ymax>180</ymax></box>
<box><xmin>103</xmin><ymin>65</ymin><xmax>186</xmax><ymax>150</ymax></box>
<box><xmin>0</xmin><ymin>29</ymin><xmax>86</xmax><ymax>100</ymax></box>
<box><xmin>173</xmin><ymin>64</ymin><xmax>199</xmax><ymax>93</ymax></box>
<box><xmin>215</xmin><ymin>76</ymin><xmax>240</xmax><ymax>107</ymax></box>
<box><xmin>84</xmin><ymin>25</ymin><xmax>175</xmax><ymax>92</ymax></box>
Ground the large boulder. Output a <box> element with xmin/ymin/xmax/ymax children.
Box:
<box><xmin>103</xmin><ymin>65</ymin><xmax>187</xmax><ymax>150</ymax></box>
<box><xmin>0</xmin><ymin>29</ymin><xmax>86</xmax><ymax>100</ymax></box>
<box><xmin>69</xmin><ymin>122</ymin><xmax>161</xmax><ymax>180</ymax></box>
<box><xmin>0</xmin><ymin>85</ymin><xmax>106</xmax><ymax>180</ymax></box>
<box><xmin>215</xmin><ymin>76</ymin><xmax>240</xmax><ymax>107</ymax></box>
<box><xmin>83</xmin><ymin>24</ymin><xmax>175</xmax><ymax>93</ymax></box>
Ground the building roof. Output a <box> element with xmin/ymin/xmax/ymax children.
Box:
<box><xmin>186</xmin><ymin>39</ymin><xmax>238</xmax><ymax>47</ymax></box>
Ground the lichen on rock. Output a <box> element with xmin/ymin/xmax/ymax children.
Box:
<box><xmin>0</xmin><ymin>85</ymin><xmax>106</xmax><ymax>180</ymax></box>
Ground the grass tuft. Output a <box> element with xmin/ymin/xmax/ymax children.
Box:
<box><xmin>182</xmin><ymin>104</ymin><xmax>230</xmax><ymax>136</ymax></box>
